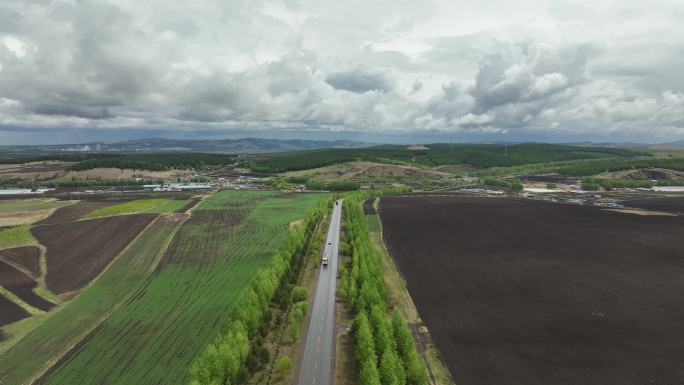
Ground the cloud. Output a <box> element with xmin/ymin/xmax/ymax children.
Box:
<box><xmin>0</xmin><ymin>0</ymin><xmax>683</xmax><ymax>142</ymax></box>
<box><xmin>325</xmin><ymin>69</ymin><xmax>394</xmax><ymax>93</ymax></box>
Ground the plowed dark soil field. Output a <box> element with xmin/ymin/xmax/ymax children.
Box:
<box><xmin>0</xmin><ymin>260</ymin><xmax>54</xmax><ymax>311</ymax></box>
<box><xmin>380</xmin><ymin>195</ymin><xmax>684</xmax><ymax>385</ymax></box>
<box><xmin>621</xmin><ymin>196</ymin><xmax>684</xmax><ymax>214</ymax></box>
<box><xmin>35</xmin><ymin>201</ymin><xmax>116</xmax><ymax>225</ymax></box>
<box><xmin>0</xmin><ymin>246</ymin><xmax>41</xmax><ymax>277</ymax></box>
<box><xmin>0</xmin><ymin>295</ymin><xmax>30</xmax><ymax>327</ymax></box>
<box><xmin>33</xmin><ymin>214</ymin><xmax>155</xmax><ymax>294</ymax></box>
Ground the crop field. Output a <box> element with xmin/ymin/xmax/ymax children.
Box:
<box><xmin>0</xmin><ymin>199</ymin><xmax>73</xmax><ymax>227</ymax></box>
<box><xmin>175</xmin><ymin>197</ymin><xmax>201</xmax><ymax>212</ymax></box>
<box><xmin>0</xmin><ymin>295</ymin><xmax>29</xmax><ymax>327</ymax></box>
<box><xmin>0</xmin><ymin>200</ymin><xmax>71</xmax><ymax>213</ymax></box>
<box><xmin>0</xmin><ymin>260</ymin><xmax>54</xmax><ymax>311</ymax></box>
<box><xmin>35</xmin><ymin>201</ymin><xmax>115</xmax><ymax>225</ymax></box>
<box><xmin>0</xmin><ymin>246</ymin><xmax>41</xmax><ymax>277</ymax></box>
<box><xmin>380</xmin><ymin>195</ymin><xmax>684</xmax><ymax>385</ymax></box>
<box><xmin>142</xmin><ymin>198</ymin><xmax>192</xmax><ymax>213</ymax></box>
<box><xmin>32</xmin><ymin>214</ymin><xmax>156</xmax><ymax>294</ymax></box>
<box><xmin>0</xmin><ymin>215</ymin><xmax>185</xmax><ymax>384</ymax></box>
<box><xmin>33</xmin><ymin>190</ymin><xmax>327</xmax><ymax>385</ymax></box>
<box><xmin>0</xmin><ymin>226</ymin><xmax>36</xmax><ymax>249</ymax></box>
<box><xmin>83</xmin><ymin>198</ymin><xmax>170</xmax><ymax>219</ymax></box>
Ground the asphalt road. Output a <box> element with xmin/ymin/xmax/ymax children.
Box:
<box><xmin>296</xmin><ymin>199</ymin><xmax>343</xmax><ymax>385</ymax></box>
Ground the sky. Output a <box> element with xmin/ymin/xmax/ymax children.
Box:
<box><xmin>1</xmin><ymin>0</ymin><xmax>684</xmax><ymax>145</ymax></box>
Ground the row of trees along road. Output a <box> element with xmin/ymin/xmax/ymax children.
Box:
<box><xmin>341</xmin><ymin>190</ymin><xmax>429</xmax><ymax>385</ymax></box>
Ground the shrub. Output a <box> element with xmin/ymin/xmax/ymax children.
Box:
<box><xmin>292</xmin><ymin>286</ymin><xmax>309</xmax><ymax>302</ymax></box>
<box><xmin>275</xmin><ymin>355</ymin><xmax>292</xmax><ymax>377</ymax></box>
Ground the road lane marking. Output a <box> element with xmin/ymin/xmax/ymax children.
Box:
<box><xmin>313</xmin><ymin>377</ymin><xmax>316</xmax><ymax>385</ymax></box>
<box><xmin>315</xmin><ymin>361</ymin><xmax>318</xmax><ymax>368</ymax></box>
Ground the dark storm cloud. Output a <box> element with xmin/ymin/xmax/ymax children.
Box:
<box><xmin>325</xmin><ymin>70</ymin><xmax>394</xmax><ymax>93</ymax></box>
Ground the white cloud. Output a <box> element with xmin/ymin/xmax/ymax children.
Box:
<box><xmin>0</xmin><ymin>0</ymin><xmax>683</xmax><ymax>141</ymax></box>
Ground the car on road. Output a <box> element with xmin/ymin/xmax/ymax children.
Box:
<box><xmin>322</xmin><ymin>252</ymin><xmax>329</xmax><ymax>266</ymax></box>
<box><xmin>327</xmin><ymin>241</ymin><xmax>331</xmax><ymax>245</ymax></box>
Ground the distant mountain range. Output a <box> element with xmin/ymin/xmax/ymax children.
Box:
<box><xmin>2</xmin><ymin>137</ymin><xmax>683</xmax><ymax>155</ymax></box>
<box><xmin>0</xmin><ymin>138</ymin><xmax>373</xmax><ymax>154</ymax></box>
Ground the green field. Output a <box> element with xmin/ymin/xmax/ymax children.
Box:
<box><xmin>83</xmin><ymin>198</ymin><xmax>170</xmax><ymax>219</ymax></box>
<box><xmin>0</xmin><ymin>199</ymin><xmax>72</xmax><ymax>213</ymax></box>
<box><xmin>18</xmin><ymin>190</ymin><xmax>326</xmax><ymax>385</ymax></box>
<box><xmin>0</xmin><ymin>225</ymin><xmax>37</xmax><ymax>249</ymax></box>
<box><xmin>142</xmin><ymin>199</ymin><xmax>192</xmax><ymax>213</ymax></box>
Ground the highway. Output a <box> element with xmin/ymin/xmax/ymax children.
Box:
<box><xmin>296</xmin><ymin>199</ymin><xmax>343</xmax><ymax>385</ymax></box>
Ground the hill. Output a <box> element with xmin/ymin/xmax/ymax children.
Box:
<box><xmin>0</xmin><ymin>138</ymin><xmax>371</xmax><ymax>155</ymax></box>
<box><xmin>246</xmin><ymin>143</ymin><xmax>647</xmax><ymax>173</ymax></box>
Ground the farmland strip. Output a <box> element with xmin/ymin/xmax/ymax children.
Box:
<box><xmin>0</xmin><ymin>246</ymin><xmax>41</xmax><ymax>278</ymax></box>
<box><xmin>380</xmin><ymin>195</ymin><xmax>684</xmax><ymax>385</ymax></box>
<box><xmin>0</xmin><ymin>215</ymin><xmax>185</xmax><ymax>385</ymax></box>
<box><xmin>33</xmin><ymin>214</ymin><xmax>156</xmax><ymax>294</ymax></box>
<box><xmin>40</xmin><ymin>191</ymin><xmax>328</xmax><ymax>385</ymax></box>
<box><xmin>0</xmin><ymin>260</ymin><xmax>54</xmax><ymax>312</ymax></box>
<box><xmin>0</xmin><ymin>294</ymin><xmax>30</xmax><ymax>327</ymax></box>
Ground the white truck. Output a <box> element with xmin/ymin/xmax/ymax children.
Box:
<box><xmin>322</xmin><ymin>252</ymin><xmax>329</xmax><ymax>266</ymax></box>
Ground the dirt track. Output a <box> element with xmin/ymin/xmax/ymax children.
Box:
<box><xmin>0</xmin><ymin>260</ymin><xmax>54</xmax><ymax>311</ymax></box>
<box><xmin>33</xmin><ymin>214</ymin><xmax>156</xmax><ymax>294</ymax></box>
<box><xmin>0</xmin><ymin>246</ymin><xmax>41</xmax><ymax>277</ymax></box>
<box><xmin>380</xmin><ymin>195</ymin><xmax>684</xmax><ymax>385</ymax></box>
<box><xmin>363</xmin><ymin>198</ymin><xmax>376</xmax><ymax>214</ymax></box>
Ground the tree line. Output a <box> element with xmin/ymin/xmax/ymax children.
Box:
<box><xmin>340</xmin><ymin>190</ymin><xmax>429</xmax><ymax>385</ymax></box>
<box><xmin>581</xmin><ymin>177</ymin><xmax>684</xmax><ymax>191</ymax></box>
<box><xmin>68</xmin><ymin>153</ymin><xmax>236</xmax><ymax>171</ymax></box>
<box><xmin>188</xmin><ymin>195</ymin><xmax>337</xmax><ymax>385</ymax></box>
<box><xmin>478</xmin><ymin>157</ymin><xmax>684</xmax><ymax>179</ymax></box>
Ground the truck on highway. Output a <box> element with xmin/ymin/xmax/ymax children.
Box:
<box><xmin>322</xmin><ymin>252</ymin><xmax>329</xmax><ymax>266</ymax></box>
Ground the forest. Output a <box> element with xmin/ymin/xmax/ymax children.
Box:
<box><xmin>246</xmin><ymin>144</ymin><xmax>645</xmax><ymax>173</ymax></box>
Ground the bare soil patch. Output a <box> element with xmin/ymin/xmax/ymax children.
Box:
<box><xmin>0</xmin><ymin>294</ymin><xmax>30</xmax><ymax>327</ymax></box>
<box><xmin>0</xmin><ymin>246</ymin><xmax>41</xmax><ymax>277</ymax></box>
<box><xmin>33</xmin><ymin>214</ymin><xmax>156</xmax><ymax>294</ymax></box>
<box><xmin>0</xmin><ymin>260</ymin><xmax>54</xmax><ymax>311</ymax></box>
<box><xmin>380</xmin><ymin>195</ymin><xmax>684</xmax><ymax>385</ymax></box>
